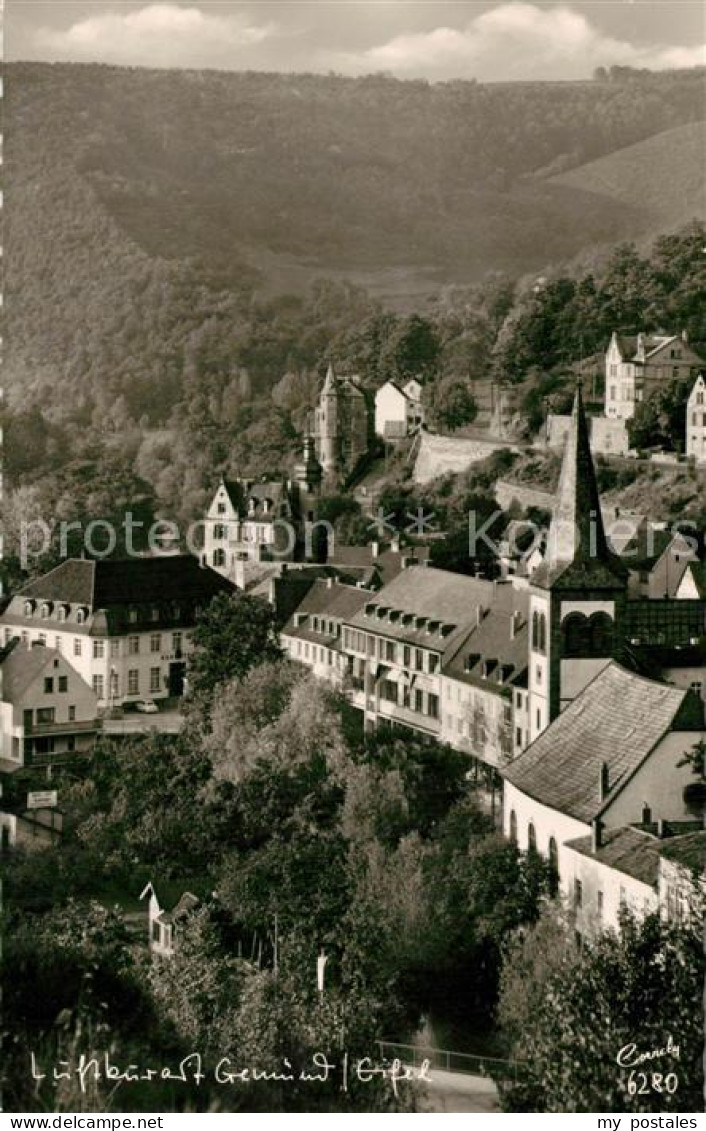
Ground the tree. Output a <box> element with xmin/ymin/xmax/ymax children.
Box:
<box><xmin>189</xmin><ymin>592</ymin><xmax>282</xmax><ymax>701</ymax></box>
<box><xmin>424</xmin><ymin>377</ymin><xmax>478</xmax><ymax>432</ymax></box>
<box><xmin>626</xmin><ymin>379</ymin><xmax>691</xmax><ymax>452</ymax></box>
<box><xmin>498</xmin><ymin>907</ymin><xmax>705</xmax><ymax>1112</ymax></box>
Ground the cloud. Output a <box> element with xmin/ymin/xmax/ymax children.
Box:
<box><xmin>323</xmin><ymin>2</ymin><xmax>706</xmax><ymax>82</ymax></box>
<box><xmin>34</xmin><ymin>4</ymin><xmax>277</xmax><ymax>69</ymax></box>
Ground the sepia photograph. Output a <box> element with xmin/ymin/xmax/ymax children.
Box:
<box><xmin>0</xmin><ymin>0</ymin><xmax>704</xmax><ymax>1119</ymax></box>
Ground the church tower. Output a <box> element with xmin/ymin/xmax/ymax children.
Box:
<box><xmin>527</xmin><ymin>384</ymin><xmax>628</xmax><ymax>742</ymax></box>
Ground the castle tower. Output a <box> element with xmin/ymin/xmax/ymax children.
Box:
<box><xmin>527</xmin><ymin>384</ymin><xmax>628</xmax><ymax>742</ymax></box>
<box><xmin>315</xmin><ymin>364</ymin><xmax>341</xmax><ymax>477</ymax></box>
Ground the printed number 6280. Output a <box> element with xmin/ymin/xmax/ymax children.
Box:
<box><xmin>627</xmin><ymin>1071</ymin><xmax>678</xmax><ymax>1096</ymax></box>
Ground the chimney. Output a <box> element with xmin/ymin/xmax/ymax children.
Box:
<box><xmin>599</xmin><ymin>761</ymin><xmax>610</xmax><ymax>800</ymax></box>
<box><xmin>326</xmin><ymin>576</ymin><xmax>335</xmax><ymax>589</ymax></box>
<box><xmin>371</xmin><ymin>541</ymin><xmax>379</xmax><ymax>559</ymax></box>
<box><xmin>682</xmin><ymin>329</ymin><xmax>689</xmax><ymax>343</ymax></box>
<box><xmin>657</xmin><ymin>818</ymin><xmax>668</xmax><ymax>839</ymax></box>
<box><xmin>591</xmin><ymin>817</ymin><xmax>603</xmax><ymax>852</ymax></box>
<box><xmin>391</xmin><ymin>533</ymin><xmax>401</xmax><ymax>554</ymax></box>
<box><xmin>510</xmin><ymin>609</ymin><xmax>522</xmax><ymax>639</ymax></box>
<box><xmin>636</xmin><ymin>332</ymin><xmax>645</xmax><ymax>359</ymax></box>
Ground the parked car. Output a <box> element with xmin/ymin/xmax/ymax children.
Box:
<box><xmin>135</xmin><ymin>699</ymin><xmax>159</xmax><ymax>714</ymax></box>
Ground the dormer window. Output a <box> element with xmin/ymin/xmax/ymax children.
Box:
<box><xmin>40</xmin><ymin>602</ymin><xmax>53</xmax><ymax>618</ymax></box>
<box><xmin>23</xmin><ymin>600</ymin><xmax>35</xmax><ymax>617</ymax></box>
<box><xmin>248</xmin><ymin>497</ymin><xmax>257</xmax><ymax>516</ymax></box>
<box><xmin>262</xmin><ymin>498</ymin><xmax>273</xmax><ymax>515</ymax></box>
<box><xmin>151</xmin><ymin>607</ymin><xmax>160</xmax><ymax>622</ymax></box>
<box><xmin>57</xmin><ymin>605</ymin><xmax>69</xmax><ymax>623</ymax></box>
<box><xmin>128</xmin><ymin>608</ymin><xmax>138</xmax><ymax>624</ymax></box>
<box><xmin>76</xmin><ymin>607</ymin><xmax>88</xmax><ymax>625</ymax></box>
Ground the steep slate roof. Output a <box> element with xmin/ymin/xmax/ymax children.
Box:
<box><xmin>18</xmin><ymin>555</ymin><xmax>232</xmax><ymax>608</ymax></box>
<box><xmin>0</xmin><ymin>641</ymin><xmax>76</xmax><ymax>703</ymax></box>
<box><xmin>531</xmin><ymin>386</ymin><xmax>627</xmax><ymax>591</ymax></box>
<box><xmin>347</xmin><ymin>567</ymin><xmax>497</xmax><ymax>658</ymax></box>
<box><xmin>677</xmin><ymin>560</ymin><xmax>706</xmax><ymax>599</ymax></box>
<box><xmin>503</xmin><ymin>662</ymin><xmax>702</xmax><ymax>824</ymax></box>
<box><xmin>444</xmin><ymin>587</ymin><xmax>530</xmax><ymax>692</ymax></box>
<box><xmin>564</xmin><ymin>826</ymin><xmax>662</xmax><ymax>887</ymax></box>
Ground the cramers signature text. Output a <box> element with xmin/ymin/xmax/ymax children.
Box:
<box><xmin>31</xmin><ymin>1052</ymin><xmax>431</xmax><ymax>1098</ymax></box>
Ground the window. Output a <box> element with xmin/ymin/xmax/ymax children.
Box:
<box><xmin>67</xmin><ymin>736</ymin><xmax>76</xmax><ymax>752</ymax></box>
<box><xmin>128</xmin><ymin>670</ymin><xmax>139</xmax><ymax>696</ymax></box>
<box><xmin>403</xmin><ymin>645</ymin><xmax>411</xmax><ymax>667</ymax></box>
<box><xmin>54</xmin><ymin>636</ymin><xmax>62</xmax><ymax>652</ymax></box>
<box><xmin>429</xmin><ymin>654</ymin><xmax>439</xmax><ymax>674</ymax></box>
<box><xmin>93</xmin><ymin>640</ymin><xmax>105</xmax><ymax>659</ymax></box>
<box><xmin>515</xmin><ymin>726</ymin><xmax>522</xmax><ymax>746</ymax></box>
<box><xmin>172</xmin><ymin>632</ymin><xmax>183</xmax><ymax>655</ymax></box>
<box><xmin>531</xmin><ymin>611</ymin><xmax>546</xmax><ymax>654</ymax></box>
<box><xmin>152</xmin><ymin>921</ymin><xmax>161</xmax><ymax>943</ymax></box>
<box><xmin>385</xmin><ymin>640</ymin><xmax>395</xmax><ymax>662</ymax></box>
<box><xmin>58</xmin><ymin>676</ymin><xmax>68</xmax><ymax>693</ymax></box>
<box><xmin>76</xmin><ymin>609</ymin><xmax>86</xmax><ymax>625</ymax></box>
<box><xmin>574</xmin><ymin>879</ymin><xmax>583</xmax><ymax>909</ymax></box>
<box><xmin>74</xmin><ymin>638</ymin><xmax>82</xmax><ymax>657</ymax></box>
<box><xmin>536</xmin><ymin>708</ymin><xmax>541</xmax><ymax>730</ymax></box>
<box><xmin>509</xmin><ymin>810</ymin><xmax>517</xmax><ymax>842</ymax></box>
<box><xmin>527</xmin><ymin>822</ymin><xmax>537</xmax><ymax>854</ymax></box>
<box><xmin>128</xmin><ymin>636</ymin><xmax>140</xmax><ymax>655</ymax></box>
<box><xmin>151</xmin><ymin>634</ymin><xmax>162</xmax><ymax>653</ymax></box>
<box><xmin>57</xmin><ymin>606</ymin><xmax>68</xmax><ymax>623</ymax></box>
<box><xmin>38</xmin><ymin>634</ymin><xmax>47</xmax><ymax>646</ymax></box>
<box><xmin>414</xmin><ymin>648</ymin><xmax>423</xmax><ymax>671</ymax></box>
<box><xmin>92</xmin><ymin>675</ymin><xmax>104</xmax><ymax>699</ymax></box>
<box><xmin>44</xmin><ymin>677</ymin><xmax>54</xmax><ymax>694</ymax></box>
<box><xmin>69</xmin><ymin>706</ymin><xmax>76</xmax><ymax>721</ymax></box>
<box><xmin>535</xmin><ymin>664</ymin><xmax>542</xmax><ymax>682</ymax></box>
<box><xmin>150</xmin><ymin>667</ymin><xmax>161</xmax><ymax>693</ymax></box>
<box><xmin>213</xmin><ymin>548</ymin><xmax>226</xmax><ymax>568</ymax></box>
<box><xmin>427</xmin><ymin>694</ymin><xmax>439</xmax><ymax>719</ymax></box>
<box><xmin>414</xmin><ymin>689</ymin><xmax>424</xmax><ymax>714</ymax></box>
<box><xmin>110</xmin><ymin>639</ymin><xmax>120</xmax><ymax>658</ymax></box>
<box><xmin>37</xmin><ymin>707</ymin><xmax>55</xmax><ymax>725</ymax></box>
<box><xmin>128</xmin><ymin>608</ymin><xmax>138</xmax><ymax>624</ymax></box>
<box><xmin>597</xmin><ymin>890</ymin><xmax>604</xmax><ymax>919</ymax></box>
<box><xmin>21</xmin><ymin>632</ymin><xmax>29</xmax><ymax>647</ymax></box>
<box><xmin>151</xmin><ymin>607</ymin><xmax>160</xmax><ymax>623</ymax></box>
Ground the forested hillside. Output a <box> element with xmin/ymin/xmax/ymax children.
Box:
<box><xmin>3</xmin><ymin>62</ymin><xmax>705</xmax><ymax>562</ymax></box>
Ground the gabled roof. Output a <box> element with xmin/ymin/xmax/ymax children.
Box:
<box><xmin>503</xmin><ymin>662</ymin><xmax>702</xmax><ymax>824</ymax></box>
<box><xmin>565</xmin><ymin>826</ymin><xmax>662</xmax><ymax>888</ymax></box>
<box><xmin>0</xmin><ymin>641</ymin><xmax>83</xmax><ymax>703</ymax></box>
<box><xmin>283</xmin><ymin>579</ymin><xmax>371</xmax><ymax>633</ymax></box>
<box><xmin>531</xmin><ymin>386</ymin><xmax>627</xmax><ymax>591</ymax></box>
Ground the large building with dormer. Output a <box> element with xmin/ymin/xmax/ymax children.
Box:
<box><xmin>0</xmin><ymin>556</ymin><xmax>233</xmax><ymax>709</ymax></box>
<box><xmin>605</xmin><ymin>330</ymin><xmax>703</xmax><ymax>421</ymax></box>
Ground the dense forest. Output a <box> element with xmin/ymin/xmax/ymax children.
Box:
<box><xmin>2</xmin><ymin>63</ymin><xmax>705</xmax><ymax>564</ymax></box>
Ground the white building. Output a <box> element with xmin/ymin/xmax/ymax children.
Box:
<box><xmin>0</xmin><ymin>556</ymin><xmax>233</xmax><ymax>709</ymax></box>
<box><xmin>375</xmin><ymin>380</ymin><xmax>425</xmax><ymax>440</ymax></box>
<box><xmin>604</xmin><ymin>330</ymin><xmax>703</xmax><ymax>421</ymax></box>
<box><xmin>0</xmin><ymin>638</ymin><xmax>99</xmax><ymax>770</ymax></box>
<box><xmin>685</xmin><ymin>373</ymin><xmax>706</xmax><ymax>463</ymax></box>
<box><xmin>503</xmin><ymin>660</ymin><xmax>705</xmax><ymax>927</ymax></box>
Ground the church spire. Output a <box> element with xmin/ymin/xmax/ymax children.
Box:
<box><xmin>534</xmin><ymin>383</ymin><xmax>626</xmax><ymax>589</ymax></box>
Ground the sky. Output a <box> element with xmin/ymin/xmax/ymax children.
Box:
<box><xmin>5</xmin><ymin>1</ymin><xmax>706</xmax><ymax>82</ymax></box>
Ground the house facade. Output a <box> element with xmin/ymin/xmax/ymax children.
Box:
<box><xmin>604</xmin><ymin>330</ymin><xmax>703</xmax><ymax>421</ymax></box>
<box><xmin>685</xmin><ymin>373</ymin><xmax>706</xmax><ymax>463</ymax></box>
<box><xmin>0</xmin><ymin>639</ymin><xmax>99</xmax><ymax>770</ymax></box>
<box><xmin>203</xmin><ymin>439</ymin><xmax>325</xmax><ymax>582</ymax></box>
<box><xmin>0</xmin><ymin>556</ymin><xmax>233</xmax><ymax>709</ymax></box>
<box><xmin>375</xmin><ymin>380</ymin><xmax>425</xmax><ymax>441</ymax></box>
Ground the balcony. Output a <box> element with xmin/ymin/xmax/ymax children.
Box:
<box><xmin>24</xmin><ymin>718</ymin><xmax>101</xmax><ymax>737</ymax></box>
